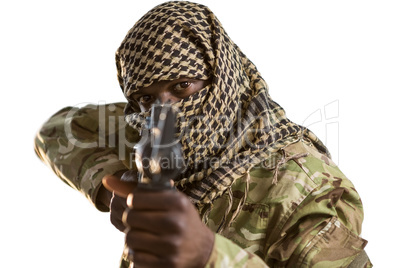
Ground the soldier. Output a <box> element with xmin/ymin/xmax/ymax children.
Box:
<box><xmin>35</xmin><ymin>1</ymin><xmax>371</xmax><ymax>267</ymax></box>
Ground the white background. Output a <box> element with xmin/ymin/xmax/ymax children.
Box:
<box><xmin>1</xmin><ymin>0</ymin><xmax>401</xmax><ymax>267</ymax></box>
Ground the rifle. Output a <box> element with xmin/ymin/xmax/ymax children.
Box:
<box><xmin>103</xmin><ymin>101</ymin><xmax>184</xmax><ymax>195</ymax></box>
<box><xmin>125</xmin><ymin>102</ymin><xmax>184</xmax><ymax>189</ymax></box>
<box><xmin>102</xmin><ymin>102</ymin><xmax>184</xmax><ymax>266</ymax></box>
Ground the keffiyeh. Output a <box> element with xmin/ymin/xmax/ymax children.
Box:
<box><xmin>115</xmin><ymin>1</ymin><xmax>328</xmax><ymax>208</ymax></box>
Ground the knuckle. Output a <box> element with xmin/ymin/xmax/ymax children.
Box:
<box><xmin>162</xmin><ymin>213</ymin><xmax>186</xmax><ymax>234</ymax></box>
<box><xmin>125</xmin><ymin>230</ymin><xmax>137</xmax><ymax>248</ymax></box>
<box><xmin>169</xmin><ymin>235</ymin><xmax>183</xmax><ymax>250</ymax></box>
<box><xmin>158</xmin><ymin>233</ymin><xmax>181</xmax><ymax>249</ymax></box>
<box><xmin>110</xmin><ymin>216</ymin><xmax>124</xmax><ymax>231</ymax></box>
<box><xmin>122</xmin><ymin>208</ymin><xmax>133</xmax><ymax>225</ymax></box>
<box><xmin>164</xmin><ymin>255</ymin><xmax>181</xmax><ymax>268</ymax></box>
<box><xmin>172</xmin><ymin>194</ymin><xmax>189</xmax><ymax>212</ymax></box>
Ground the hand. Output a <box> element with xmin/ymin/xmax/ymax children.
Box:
<box><xmin>102</xmin><ymin>174</ymin><xmax>137</xmax><ymax>232</ymax></box>
<box><xmin>109</xmin><ymin>193</ymin><xmax>128</xmax><ymax>232</ymax></box>
<box><xmin>123</xmin><ymin>188</ymin><xmax>215</xmax><ymax>268</ymax></box>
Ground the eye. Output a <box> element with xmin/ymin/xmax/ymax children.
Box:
<box><xmin>174</xmin><ymin>81</ymin><xmax>191</xmax><ymax>91</ymax></box>
<box><xmin>137</xmin><ymin>95</ymin><xmax>153</xmax><ymax>104</ymax></box>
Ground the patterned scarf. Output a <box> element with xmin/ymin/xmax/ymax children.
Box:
<box><xmin>115</xmin><ymin>1</ymin><xmax>329</xmax><ymax>209</ymax></box>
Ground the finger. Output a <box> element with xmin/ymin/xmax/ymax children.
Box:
<box><xmin>123</xmin><ymin>209</ymin><xmax>182</xmax><ymax>234</ymax></box>
<box><xmin>102</xmin><ymin>174</ymin><xmax>136</xmax><ymax>198</ymax></box>
<box><xmin>110</xmin><ymin>213</ymin><xmax>125</xmax><ymax>232</ymax></box>
<box><xmin>127</xmin><ymin>189</ymin><xmax>187</xmax><ymax>211</ymax></box>
<box><xmin>125</xmin><ymin>229</ymin><xmax>177</xmax><ymax>256</ymax></box>
<box><xmin>130</xmin><ymin>250</ymin><xmax>168</xmax><ymax>268</ymax></box>
<box><xmin>110</xmin><ymin>194</ymin><xmax>128</xmax><ymax>232</ymax></box>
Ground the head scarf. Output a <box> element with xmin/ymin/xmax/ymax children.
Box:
<box><xmin>115</xmin><ymin>1</ymin><xmax>329</xmax><ymax>209</ymax></box>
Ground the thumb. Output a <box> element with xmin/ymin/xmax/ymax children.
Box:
<box><xmin>102</xmin><ymin>174</ymin><xmax>136</xmax><ymax>198</ymax></box>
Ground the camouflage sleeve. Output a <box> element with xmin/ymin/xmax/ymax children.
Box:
<box><xmin>204</xmin><ymin>140</ymin><xmax>371</xmax><ymax>267</ymax></box>
<box><xmin>34</xmin><ymin>103</ymin><xmax>139</xmax><ymax>211</ymax></box>
<box><xmin>265</xmin><ymin>141</ymin><xmax>372</xmax><ymax>267</ymax></box>
<box><xmin>205</xmin><ymin>234</ymin><xmax>269</xmax><ymax>267</ymax></box>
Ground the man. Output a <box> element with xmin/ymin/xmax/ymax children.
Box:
<box><xmin>35</xmin><ymin>1</ymin><xmax>371</xmax><ymax>267</ymax></box>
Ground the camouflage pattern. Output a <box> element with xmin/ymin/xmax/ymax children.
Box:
<box><xmin>203</xmin><ymin>141</ymin><xmax>372</xmax><ymax>267</ymax></box>
<box><xmin>34</xmin><ymin>103</ymin><xmax>139</xmax><ymax>211</ymax></box>
<box><xmin>35</xmin><ymin>104</ymin><xmax>372</xmax><ymax>267</ymax></box>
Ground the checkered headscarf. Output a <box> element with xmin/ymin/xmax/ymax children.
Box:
<box><xmin>116</xmin><ymin>1</ymin><xmax>329</xmax><ymax>208</ymax></box>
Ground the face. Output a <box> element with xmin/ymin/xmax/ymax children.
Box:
<box><xmin>131</xmin><ymin>78</ymin><xmax>210</xmax><ymax>112</ymax></box>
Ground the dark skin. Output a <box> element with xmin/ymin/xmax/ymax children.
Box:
<box><xmin>97</xmin><ymin>170</ymin><xmax>128</xmax><ymax>232</ymax></box>
<box><xmin>98</xmin><ymin>78</ymin><xmax>214</xmax><ymax>267</ymax></box>
<box><xmin>132</xmin><ymin>78</ymin><xmax>209</xmax><ymax>112</ymax></box>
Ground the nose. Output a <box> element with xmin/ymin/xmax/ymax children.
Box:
<box><xmin>157</xmin><ymin>91</ymin><xmax>180</xmax><ymax>104</ymax></box>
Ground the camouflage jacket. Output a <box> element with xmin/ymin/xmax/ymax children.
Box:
<box><xmin>35</xmin><ymin>103</ymin><xmax>371</xmax><ymax>267</ymax></box>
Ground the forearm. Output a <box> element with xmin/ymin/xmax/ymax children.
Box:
<box><xmin>34</xmin><ymin>103</ymin><xmax>136</xmax><ymax>210</ymax></box>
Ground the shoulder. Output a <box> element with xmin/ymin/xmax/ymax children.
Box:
<box><xmin>282</xmin><ymin>141</ymin><xmax>363</xmax><ymax>221</ymax></box>
<box><xmin>246</xmin><ymin>140</ymin><xmax>357</xmax><ymax>204</ymax></box>
<box><xmin>206</xmin><ymin>140</ymin><xmax>366</xmax><ymax>263</ymax></box>
<box><xmin>233</xmin><ymin>140</ymin><xmax>362</xmax><ymax>233</ymax></box>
